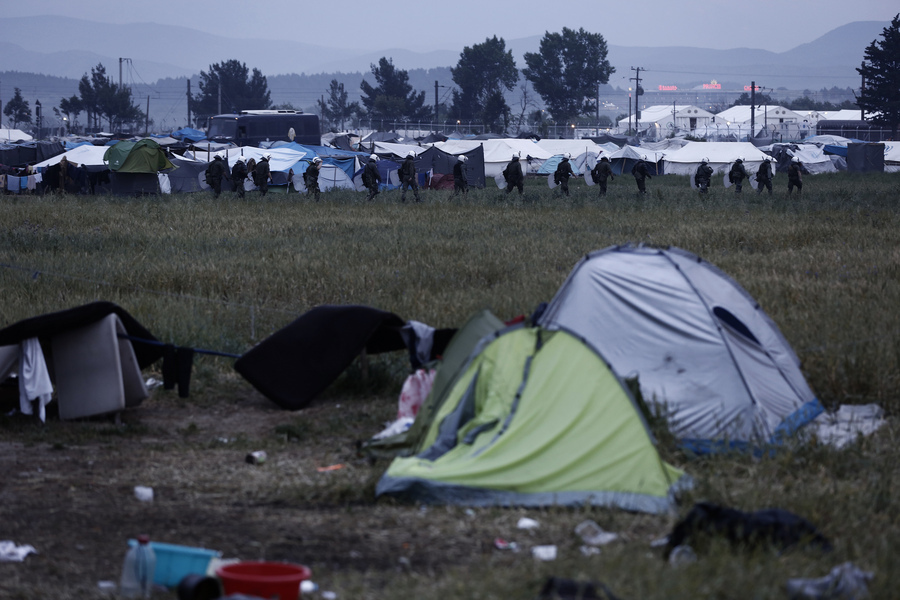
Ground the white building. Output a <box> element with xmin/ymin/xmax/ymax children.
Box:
<box><xmin>713</xmin><ymin>105</ymin><xmax>807</xmax><ymax>140</ymax></box>
<box><xmin>617</xmin><ymin>105</ymin><xmax>714</xmax><ymax>140</ymax></box>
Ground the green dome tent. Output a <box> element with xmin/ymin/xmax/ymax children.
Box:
<box><xmin>376</xmin><ymin>324</ymin><xmax>689</xmax><ymax>513</ymax></box>
<box><xmin>102</xmin><ymin>139</ymin><xmax>175</xmax><ymax>195</ymax></box>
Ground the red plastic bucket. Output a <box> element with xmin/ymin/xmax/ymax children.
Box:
<box><xmin>216</xmin><ymin>561</ymin><xmax>311</xmax><ymax>600</ymax></box>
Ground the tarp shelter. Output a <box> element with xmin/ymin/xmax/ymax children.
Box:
<box><xmin>662</xmin><ymin>141</ymin><xmax>772</xmax><ymax>177</ymax></box>
<box><xmin>414</xmin><ymin>145</ymin><xmax>486</xmax><ymax>189</ymax></box>
<box><xmin>765</xmin><ymin>144</ymin><xmax>837</xmax><ymax>174</ymax></box>
<box><xmin>376</xmin><ymin>323</ymin><xmax>690</xmax><ymax>512</ymax></box>
<box><xmin>234</xmin><ymin>305</ymin><xmax>455</xmax><ymax>411</ymax></box>
<box><xmin>537</xmin><ymin>245</ymin><xmax>823</xmax><ymax>452</ymax></box>
<box><xmin>0</xmin><ymin>140</ymin><xmax>65</xmax><ymax>168</ymax></box>
<box><xmin>171</xmin><ymin>127</ymin><xmax>207</xmax><ymax>143</ymax></box>
<box><xmin>165</xmin><ymin>154</ymin><xmax>208</xmax><ymax>194</ymax></box>
<box><xmin>847</xmin><ymin>143</ymin><xmax>884</xmax><ymax>173</ymax></box>
<box><xmin>435</xmin><ymin>139</ymin><xmax>553</xmax><ymax>178</ymax></box>
<box><xmin>0</xmin><ymin>302</ymin><xmax>163</xmax><ymax>420</ymax></box>
<box><xmin>606</xmin><ymin>145</ymin><xmax>665</xmax><ymax>176</ymax></box>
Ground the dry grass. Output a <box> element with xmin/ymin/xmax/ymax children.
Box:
<box><xmin>0</xmin><ymin>172</ymin><xmax>898</xmax><ymax>599</ymax></box>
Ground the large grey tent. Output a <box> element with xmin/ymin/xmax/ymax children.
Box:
<box><xmin>537</xmin><ymin>245</ymin><xmax>823</xmax><ymax>452</ymax></box>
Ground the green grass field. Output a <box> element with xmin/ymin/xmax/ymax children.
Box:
<box><xmin>1</xmin><ymin>172</ymin><xmax>899</xmax><ymax>599</ymax></box>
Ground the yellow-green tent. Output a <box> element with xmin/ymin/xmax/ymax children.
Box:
<box><xmin>377</xmin><ymin>325</ymin><xmax>690</xmax><ymax>513</ymax></box>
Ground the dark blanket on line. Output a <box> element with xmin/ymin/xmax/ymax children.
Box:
<box><xmin>0</xmin><ymin>301</ymin><xmax>164</xmax><ymax>368</ymax></box>
<box><xmin>235</xmin><ymin>305</ymin><xmax>455</xmax><ymax>411</ymax></box>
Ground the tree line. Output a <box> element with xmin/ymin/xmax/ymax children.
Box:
<box><xmin>7</xmin><ymin>17</ymin><xmax>897</xmax><ymax>139</ymax></box>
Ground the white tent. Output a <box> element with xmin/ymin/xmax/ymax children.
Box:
<box><xmin>372</xmin><ymin>141</ymin><xmax>425</xmax><ymax>157</ymax></box>
<box><xmin>33</xmin><ymin>144</ymin><xmax>109</xmax><ymax>169</ymax></box>
<box><xmin>662</xmin><ymin>141</ymin><xmax>771</xmax><ymax>176</ymax></box>
<box><xmin>435</xmin><ymin>139</ymin><xmax>553</xmax><ymax>178</ymax></box>
<box><xmin>538</xmin><ymin>245</ymin><xmax>822</xmax><ymax>451</ymax></box>
<box><xmin>534</xmin><ymin>139</ymin><xmax>605</xmax><ymax>157</ymax></box>
<box><xmin>0</xmin><ymin>128</ymin><xmax>33</xmax><ymax>143</ymax></box>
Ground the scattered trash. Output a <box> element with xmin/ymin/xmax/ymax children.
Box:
<box><xmin>807</xmin><ymin>404</ymin><xmax>885</xmax><ymax>449</ymax></box>
<box><xmin>668</xmin><ymin>545</ymin><xmax>698</xmax><ymax>566</ymax></box>
<box><xmin>120</xmin><ymin>535</ymin><xmax>156</xmax><ymax>598</ymax></box>
<box><xmin>206</xmin><ymin>557</ymin><xmax>240</xmax><ymax>577</ymax></box>
<box><xmin>145</xmin><ymin>377</ymin><xmax>163</xmax><ymax>390</ymax></box>
<box><xmin>317</xmin><ymin>464</ymin><xmax>344</xmax><ymax>472</ymax></box>
<box><xmin>398</xmin><ymin>556</ymin><xmax>411</xmax><ymax>568</ymax></box>
<box><xmin>575</xmin><ymin>520</ymin><xmax>619</xmax><ymax>546</ymax></box>
<box><xmin>785</xmin><ymin>562</ymin><xmax>874</xmax><ymax>600</ymax></box>
<box><xmin>664</xmin><ymin>502</ymin><xmax>832</xmax><ymax>560</ymax></box>
<box><xmin>0</xmin><ymin>541</ymin><xmax>37</xmax><ymax>562</ymax></box>
<box><xmin>537</xmin><ymin>576</ymin><xmax>624</xmax><ymax>600</ymax></box>
<box><xmin>464</xmin><ymin>508</ymin><xmax>475</xmax><ymax>517</ymax></box>
<box><xmin>245</xmin><ymin>451</ymin><xmax>267</xmax><ymax>465</ymax></box>
<box><xmin>321</xmin><ymin>592</ymin><xmax>338</xmax><ymax>600</ymax></box>
<box><xmin>371</xmin><ymin>417</ymin><xmax>415</xmax><ymax>440</ymax></box>
<box><xmin>97</xmin><ymin>580</ymin><xmax>116</xmax><ymax>591</ymax></box>
<box><xmin>134</xmin><ymin>486</ymin><xmax>154</xmax><ymax>502</ymax></box>
<box><xmin>216</xmin><ymin>437</ymin><xmax>233</xmax><ymax>444</ymax></box>
<box><xmin>301</xmin><ymin>580</ymin><xmax>319</xmax><ymax>593</ymax></box>
<box><xmin>532</xmin><ymin>545</ymin><xmax>558</xmax><ymax>561</ymax></box>
<box><xmin>494</xmin><ymin>538</ymin><xmax>519</xmax><ymax>552</ymax></box>
<box><xmin>580</xmin><ymin>545</ymin><xmax>602</xmax><ymax>557</ymax></box>
<box><xmin>649</xmin><ymin>536</ymin><xmax>669</xmax><ymax>548</ymax></box>
<box><xmin>517</xmin><ymin>517</ymin><xmax>540</xmax><ymax>530</ymax></box>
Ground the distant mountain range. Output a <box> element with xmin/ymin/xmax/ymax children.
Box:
<box><xmin>0</xmin><ymin>16</ymin><xmax>886</xmax><ymax>132</ymax></box>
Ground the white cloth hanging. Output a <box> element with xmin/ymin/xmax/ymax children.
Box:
<box><xmin>18</xmin><ymin>338</ymin><xmax>54</xmax><ymax>422</ymax></box>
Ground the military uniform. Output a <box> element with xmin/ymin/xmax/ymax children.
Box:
<box><xmin>787</xmin><ymin>161</ymin><xmax>803</xmax><ymax>197</ymax></box>
<box><xmin>363</xmin><ymin>160</ymin><xmax>381</xmax><ymax>201</ymax></box>
<box><xmin>305</xmin><ymin>162</ymin><xmax>321</xmax><ymax>201</ymax></box>
<box><xmin>756</xmin><ymin>160</ymin><xmax>773</xmax><ymax>196</ymax></box>
<box><xmin>632</xmin><ymin>159</ymin><xmax>652</xmax><ymax>194</ymax></box>
<box><xmin>590</xmin><ymin>158</ymin><xmax>614</xmax><ymax>196</ymax></box>
<box><xmin>231</xmin><ymin>160</ymin><xmax>248</xmax><ymax>198</ymax></box>
<box><xmin>555</xmin><ymin>158</ymin><xmax>575</xmax><ymax>197</ymax></box>
<box><xmin>399</xmin><ymin>156</ymin><xmax>420</xmax><ymax>202</ymax></box>
<box><xmin>451</xmin><ymin>160</ymin><xmax>468</xmax><ymax>198</ymax></box>
<box><xmin>254</xmin><ymin>158</ymin><xmax>272</xmax><ymax>196</ymax></box>
<box><xmin>728</xmin><ymin>160</ymin><xmax>749</xmax><ymax>193</ymax></box>
<box><xmin>695</xmin><ymin>162</ymin><xmax>713</xmax><ymax>194</ymax></box>
<box><xmin>503</xmin><ymin>157</ymin><xmax>524</xmax><ymax>195</ymax></box>
<box><xmin>205</xmin><ymin>156</ymin><xmax>228</xmax><ymax>198</ymax></box>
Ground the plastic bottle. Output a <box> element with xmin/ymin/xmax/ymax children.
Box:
<box><xmin>119</xmin><ymin>535</ymin><xmax>156</xmax><ymax>598</ymax></box>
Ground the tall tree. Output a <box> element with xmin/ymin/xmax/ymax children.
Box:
<box><xmin>450</xmin><ymin>36</ymin><xmax>518</xmax><ymax>132</ymax></box>
<box><xmin>360</xmin><ymin>57</ymin><xmax>430</xmax><ymax>122</ymax></box>
<box><xmin>56</xmin><ymin>95</ymin><xmax>84</xmax><ymax>133</ymax></box>
<box><xmin>856</xmin><ymin>13</ymin><xmax>900</xmax><ymax>139</ymax></box>
<box><xmin>3</xmin><ymin>87</ymin><xmax>31</xmax><ymax>129</ymax></box>
<box><xmin>523</xmin><ymin>27</ymin><xmax>615</xmax><ymax>127</ymax></box>
<box><xmin>192</xmin><ymin>60</ymin><xmax>272</xmax><ymax>124</ymax></box>
<box><xmin>76</xmin><ymin>64</ymin><xmax>144</xmax><ymax>131</ymax></box>
<box><xmin>317</xmin><ymin>79</ymin><xmax>361</xmax><ymax>131</ymax></box>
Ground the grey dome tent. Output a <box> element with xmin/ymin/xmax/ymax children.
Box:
<box><xmin>537</xmin><ymin>245</ymin><xmax>823</xmax><ymax>452</ymax></box>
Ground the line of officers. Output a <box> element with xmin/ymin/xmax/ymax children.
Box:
<box><xmin>204</xmin><ymin>150</ymin><xmax>804</xmax><ymax>201</ymax></box>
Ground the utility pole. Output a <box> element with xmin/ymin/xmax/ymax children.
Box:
<box><xmin>145</xmin><ymin>96</ymin><xmax>150</xmax><ymax>136</ymax></box>
<box><xmin>750</xmin><ymin>81</ymin><xmax>756</xmax><ymax>137</ymax></box>
<box><xmin>630</xmin><ymin>67</ymin><xmax>643</xmax><ymax>124</ymax></box>
<box><xmin>187</xmin><ymin>79</ymin><xmax>192</xmax><ymax>127</ymax></box>
<box><xmin>217</xmin><ymin>82</ymin><xmax>222</xmax><ymax>116</ymax></box>
<box><xmin>860</xmin><ymin>62</ymin><xmax>866</xmax><ymax>120</ymax></box>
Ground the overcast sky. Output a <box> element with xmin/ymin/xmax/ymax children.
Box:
<box><xmin>6</xmin><ymin>0</ymin><xmax>898</xmax><ymax>53</ymax></box>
